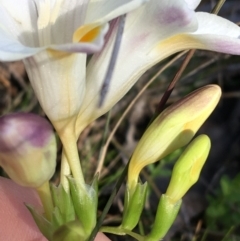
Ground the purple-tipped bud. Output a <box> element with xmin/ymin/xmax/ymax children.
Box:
<box><xmin>0</xmin><ymin>113</ymin><xmax>56</xmax><ymax>188</ymax></box>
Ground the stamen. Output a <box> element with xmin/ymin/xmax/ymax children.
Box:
<box><xmin>98</xmin><ymin>14</ymin><xmax>126</xmax><ymax>107</ymax></box>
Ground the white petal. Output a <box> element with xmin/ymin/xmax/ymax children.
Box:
<box><xmin>76</xmin><ymin>0</ymin><xmax>198</xmax><ymax>133</ymax></box>
<box><xmin>85</xmin><ymin>0</ymin><xmax>148</xmax><ymax>24</ymax></box>
<box><xmin>188</xmin><ymin>12</ymin><xmax>240</xmax><ymax>54</ymax></box>
<box><xmin>0</xmin><ymin>27</ymin><xmax>43</xmax><ymax>61</ymax></box>
<box><xmin>152</xmin><ymin>13</ymin><xmax>240</xmax><ymax>57</ymax></box>
<box><xmin>36</xmin><ymin>0</ymin><xmax>89</xmax><ymax>45</ymax></box>
<box><xmin>0</xmin><ymin>0</ymin><xmax>38</xmax><ymax>46</ymax></box>
<box><xmin>76</xmin><ymin>1</ymin><xmax>240</xmax><ymax>134</ymax></box>
<box><xmin>24</xmin><ymin>51</ymin><xmax>86</xmax><ymax>123</ymax></box>
<box><xmin>184</xmin><ymin>0</ymin><xmax>201</xmax><ymax>10</ymax></box>
<box><xmin>72</xmin><ymin>0</ymin><xmax>147</xmax><ymax>51</ymax></box>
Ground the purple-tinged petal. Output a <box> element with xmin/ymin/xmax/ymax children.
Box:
<box><xmin>0</xmin><ymin>113</ymin><xmax>56</xmax><ymax>188</ymax></box>
<box><xmin>76</xmin><ymin>0</ymin><xmax>198</xmax><ymax>134</ymax></box>
<box><xmin>188</xmin><ymin>12</ymin><xmax>240</xmax><ymax>54</ymax></box>
<box><xmin>76</xmin><ymin>0</ymin><xmax>240</xmax><ymax>136</ymax></box>
<box><xmin>0</xmin><ymin>113</ymin><xmax>53</xmax><ymax>152</ymax></box>
<box><xmin>152</xmin><ymin>12</ymin><xmax>240</xmax><ymax>57</ymax></box>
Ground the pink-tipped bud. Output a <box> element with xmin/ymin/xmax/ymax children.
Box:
<box><xmin>0</xmin><ymin>113</ymin><xmax>57</xmax><ymax>188</ymax></box>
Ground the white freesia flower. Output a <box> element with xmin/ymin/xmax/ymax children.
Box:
<box><xmin>0</xmin><ymin>0</ymin><xmax>147</xmax><ymax>187</ymax></box>
<box><xmin>76</xmin><ymin>0</ymin><xmax>240</xmax><ymax>135</ymax></box>
<box><xmin>0</xmin><ymin>0</ymin><xmax>147</xmax><ymax>132</ymax></box>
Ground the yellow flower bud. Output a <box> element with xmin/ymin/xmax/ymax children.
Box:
<box><xmin>0</xmin><ymin>113</ymin><xmax>57</xmax><ymax>188</ymax></box>
<box><xmin>128</xmin><ymin>85</ymin><xmax>221</xmax><ymax>189</ymax></box>
<box><xmin>166</xmin><ymin>135</ymin><xmax>210</xmax><ymax>203</ymax></box>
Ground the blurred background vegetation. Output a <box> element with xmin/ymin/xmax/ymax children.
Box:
<box><xmin>1</xmin><ymin>0</ymin><xmax>240</xmax><ymax>240</ymax></box>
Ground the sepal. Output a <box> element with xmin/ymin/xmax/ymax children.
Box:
<box><xmin>68</xmin><ymin>175</ymin><xmax>98</xmax><ymax>238</ymax></box>
<box><xmin>51</xmin><ymin>184</ymin><xmax>75</xmax><ymax>229</ymax></box>
<box><xmin>26</xmin><ymin>204</ymin><xmax>53</xmax><ymax>240</ymax></box>
<box><xmin>146</xmin><ymin>195</ymin><xmax>181</xmax><ymax>241</ymax></box>
<box><xmin>52</xmin><ymin>220</ymin><xmax>86</xmax><ymax>241</ymax></box>
<box><xmin>121</xmin><ymin>182</ymin><xmax>148</xmax><ymax>230</ymax></box>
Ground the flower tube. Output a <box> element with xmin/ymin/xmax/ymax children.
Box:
<box><xmin>76</xmin><ymin>0</ymin><xmax>240</xmax><ymax>134</ymax></box>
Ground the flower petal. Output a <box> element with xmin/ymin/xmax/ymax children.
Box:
<box><xmin>153</xmin><ymin>13</ymin><xmax>240</xmax><ymax>57</ymax></box>
<box><xmin>0</xmin><ymin>113</ymin><xmax>57</xmax><ymax>188</ymax></box>
<box><xmin>76</xmin><ymin>0</ymin><xmax>198</xmax><ymax>133</ymax></box>
<box><xmin>0</xmin><ymin>0</ymin><xmax>44</xmax><ymax>60</ymax></box>
<box><xmin>0</xmin><ymin>0</ymin><xmax>146</xmax><ymax>59</ymax></box>
<box><xmin>188</xmin><ymin>12</ymin><xmax>240</xmax><ymax>54</ymax></box>
<box><xmin>53</xmin><ymin>23</ymin><xmax>109</xmax><ymax>53</ymax></box>
<box><xmin>24</xmin><ymin>51</ymin><xmax>86</xmax><ymax>124</ymax></box>
<box><xmin>0</xmin><ymin>28</ymin><xmax>43</xmax><ymax>61</ymax></box>
<box><xmin>76</xmin><ymin>0</ymin><xmax>240</xmax><ymax>135</ymax></box>
<box><xmin>85</xmin><ymin>0</ymin><xmax>148</xmax><ymax>24</ymax></box>
<box><xmin>73</xmin><ymin>0</ymin><xmax>147</xmax><ymax>45</ymax></box>
<box><xmin>184</xmin><ymin>0</ymin><xmax>201</xmax><ymax>10</ymax></box>
<box><xmin>36</xmin><ymin>0</ymin><xmax>89</xmax><ymax>46</ymax></box>
<box><xmin>0</xmin><ymin>0</ymin><xmax>38</xmax><ymax>43</ymax></box>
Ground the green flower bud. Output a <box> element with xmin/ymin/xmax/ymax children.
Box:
<box><xmin>0</xmin><ymin>112</ymin><xmax>57</xmax><ymax>188</ymax></box>
<box><xmin>166</xmin><ymin>135</ymin><xmax>211</xmax><ymax>204</ymax></box>
<box><xmin>128</xmin><ymin>85</ymin><xmax>221</xmax><ymax>189</ymax></box>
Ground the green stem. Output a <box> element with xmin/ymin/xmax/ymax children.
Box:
<box><xmin>60</xmin><ymin>133</ymin><xmax>85</xmax><ymax>190</ymax></box>
<box><xmin>100</xmin><ymin>226</ymin><xmax>144</xmax><ymax>241</ymax></box>
<box><xmin>36</xmin><ymin>181</ymin><xmax>53</xmax><ymax>221</ymax></box>
<box><xmin>222</xmin><ymin>226</ymin><xmax>235</xmax><ymax>241</ymax></box>
<box><xmin>53</xmin><ymin>116</ymin><xmax>85</xmax><ymax>191</ymax></box>
<box><xmin>88</xmin><ymin>162</ymin><xmax>129</xmax><ymax>241</ymax></box>
<box><xmin>60</xmin><ymin>150</ymin><xmax>71</xmax><ymax>192</ymax></box>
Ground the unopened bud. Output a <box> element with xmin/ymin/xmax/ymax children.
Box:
<box><xmin>0</xmin><ymin>112</ymin><xmax>57</xmax><ymax>187</ymax></box>
<box><xmin>166</xmin><ymin>135</ymin><xmax>211</xmax><ymax>203</ymax></box>
<box><xmin>128</xmin><ymin>85</ymin><xmax>221</xmax><ymax>189</ymax></box>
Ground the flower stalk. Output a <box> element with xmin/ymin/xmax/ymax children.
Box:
<box><xmin>36</xmin><ymin>181</ymin><xmax>54</xmax><ymax>222</ymax></box>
